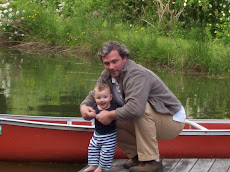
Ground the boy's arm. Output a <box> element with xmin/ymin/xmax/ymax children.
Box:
<box><xmin>80</xmin><ymin>104</ymin><xmax>96</xmax><ymax>120</ymax></box>
<box><xmin>95</xmin><ymin>110</ymin><xmax>116</xmax><ymax>125</ymax></box>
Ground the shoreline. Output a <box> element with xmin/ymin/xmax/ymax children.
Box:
<box><xmin>0</xmin><ymin>40</ymin><xmax>229</xmax><ymax>78</ymax></box>
<box><xmin>0</xmin><ymin>40</ymin><xmax>92</xmax><ymax>58</ymax></box>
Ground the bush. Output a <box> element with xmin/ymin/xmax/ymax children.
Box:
<box><xmin>0</xmin><ymin>0</ymin><xmax>229</xmax><ymax>75</ymax></box>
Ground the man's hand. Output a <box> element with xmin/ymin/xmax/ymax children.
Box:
<box><xmin>96</xmin><ymin>110</ymin><xmax>116</xmax><ymax>125</ymax></box>
<box><xmin>80</xmin><ymin>104</ymin><xmax>96</xmax><ymax>120</ymax></box>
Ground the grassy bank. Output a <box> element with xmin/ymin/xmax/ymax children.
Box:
<box><xmin>0</xmin><ymin>0</ymin><xmax>229</xmax><ymax>75</ymax></box>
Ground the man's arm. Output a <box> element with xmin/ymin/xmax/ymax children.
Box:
<box><xmin>80</xmin><ymin>90</ymin><xmax>95</xmax><ymax>107</ymax></box>
<box><xmin>79</xmin><ymin>89</ymin><xmax>96</xmax><ymax>120</ymax></box>
<box><xmin>115</xmin><ymin>72</ymin><xmax>150</xmax><ymax>120</ymax></box>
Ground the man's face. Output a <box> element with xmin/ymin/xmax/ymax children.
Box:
<box><xmin>102</xmin><ymin>50</ymin><xmax>127</xmax><ymax>81</ymax></box>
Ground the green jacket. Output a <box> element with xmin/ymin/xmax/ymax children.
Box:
<box><xmin>81</xmin><ymin>59</ymin><xmax>182</xmax><ymax>120</ymax></box>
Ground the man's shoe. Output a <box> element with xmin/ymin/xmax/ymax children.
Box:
<box><xmin>129</xmin><ymin>159</ymin><xmax>163</xmax><ymax>172</ymax></box>
<box><xmin>123</xmin><ymin>155</ymin><xmax>141</xmax><ymax>169</ymax></box>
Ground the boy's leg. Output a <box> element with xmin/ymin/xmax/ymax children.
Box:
<box><xmin>94</xmin><ymin>166</ymin><xmax>103</xmax><ymax>172</ymax></box>
<box><xmin>99</xmin><ymin>132</ymin><xmax>117</xmax><ymax>170</ymax></box>
<box><xmin>88</xmin><ymin>133</ymin><xmax>100</xmax><ymax>165</ymax></box>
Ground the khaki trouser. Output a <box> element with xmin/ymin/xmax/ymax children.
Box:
<box><xmin>116</xmin><ymin>102</ymin><xmax>185</xmax><ymax>161</ymax></box>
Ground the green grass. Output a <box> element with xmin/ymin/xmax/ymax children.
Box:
<box><xmin>1</xmin><ymin>0</ymin><xmax>229</xmax><ymax>75</ymax></box>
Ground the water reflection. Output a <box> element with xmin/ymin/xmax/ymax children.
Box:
<box><xmin>155</xmin><ymin>71</ymin><xmax>230</xmax><ymax>119</ymax></box>
<box><xmin>0</xmin><ymin>89</ymin><xmax>7</xmax><ymax>113</ymax></box>
<box><xmin>0</xmin><ymin>49</ymin><xmax>229</xmax><ymax>119</ymax></box>
<box><xmin>0</xmin><ymin>50</ymin><xmax>100</xmax><ymax>117</ymax></box>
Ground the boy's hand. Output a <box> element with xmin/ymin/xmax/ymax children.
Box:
<box><xmin>96</xmin><ymin>110</ymin><xmax>116</xmax><ymax>125</ymax></box>
<box><xmin>80</xmin><ymin>104</ymin><xmax>96</xmax><ymax>120</ymax></box>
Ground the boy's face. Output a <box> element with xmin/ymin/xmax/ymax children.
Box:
<box><xmin>94</xmin><ymin>88</ymin><xmax>112</xmax><ymax>110</ymax></box>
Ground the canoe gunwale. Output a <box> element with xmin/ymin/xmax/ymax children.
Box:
<box><xmin>1</xmin><ymin>114</ymin><xmax>230</xmax><ymax>135</ymax></box>
<box><xmin>1</xmin><ymin>118</ymin><xmax>230</xmax><ymax>135</ymax></box>
<box><xmin>0</xmin><ymin>118</ymin><xmax>94</xmax><ymax>132</ymax></box>
<box><xmin>0</xmin><ymin>114</ymin><xmax>85</xmax><ymax>121</ymax></box>
<box><xmin>180</xmin><ymin>129</ymin><xmax>230</xmax><ymax>135</ymax></box>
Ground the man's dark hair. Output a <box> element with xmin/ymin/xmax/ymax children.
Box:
<box><xmin>97</xmin><ymin>41</ymin><xmax>130</xmax><ymax>62</ymax></box>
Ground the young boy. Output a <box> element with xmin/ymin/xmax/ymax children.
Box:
<box><xmin>84</xmin><ymin>83</ymin><xmax>116</xmax><ymax>172</ymax></box>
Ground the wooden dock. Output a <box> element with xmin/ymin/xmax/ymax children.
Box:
<box><xmin>79</xmin><ymin>158</ymin><xmax>230</xmax><ymax>172</ymax></box>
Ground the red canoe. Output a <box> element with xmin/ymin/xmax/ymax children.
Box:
<box><xmin>0</xmin><ymin>114</ymin><xmax>230</xmax><ymax>163</ymax></box>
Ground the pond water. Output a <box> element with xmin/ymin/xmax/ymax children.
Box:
<box><xmin>0</xmin><ymin>49</ymin><xmax>230</xmax><ymax>171</ymax></box>
<box><xmin>1</xmin><ymin>49</ymin><xmax>229</xmax><ymax>119</ymax></box>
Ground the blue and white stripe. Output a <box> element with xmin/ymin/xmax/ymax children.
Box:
<box><xmin>88</xmin><ymin>131</ymin><xmax>117</xmax><ymax>170</ymax></box>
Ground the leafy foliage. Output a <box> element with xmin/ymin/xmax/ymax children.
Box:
<box><xmin>0</xmin><ymin>0</ymin><xmax>229</xmax><ymax>75</ymax></box>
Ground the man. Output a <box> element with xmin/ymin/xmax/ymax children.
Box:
<box><xmin>80</xmin><ymin>41</ymin><xmax>186</xmax><ymax>172</ymax></box>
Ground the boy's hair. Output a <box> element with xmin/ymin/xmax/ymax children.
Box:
<box><xmin>94</xmin><ymin>83</ymin><xmax>111</xmax><ymax>93</ymax></box>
